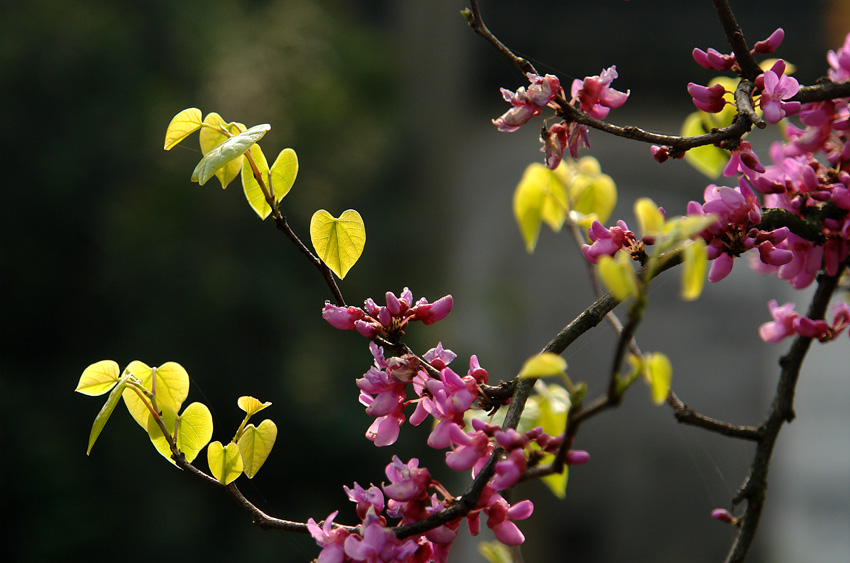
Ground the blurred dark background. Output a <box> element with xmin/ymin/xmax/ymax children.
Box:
<box><xmin>2</xmin><ymin>1</ymin><xmax>848</xmax><ymax>562</ymax></box>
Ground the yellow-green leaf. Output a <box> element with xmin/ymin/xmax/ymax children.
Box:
<box><xmin>478</xmin><ymin>541</ymin><xmax>514</xmax><ymax>563</ymax></box>
<box><xmin>199</xmin><ymin>113</ymin><xmax>244</xmax><ymax>189</ymax></box>
<box><xmin>241</xmin><ymin>144</ymin><xmax>272</xmax><ymax>219</ymax></box>
<box><xmin>517</xmin><ymin>352</ymin><xmax>567</xmax><ymax>380</ymax></box>
<box><xmin>513</xmin><ymin>163</ymin><xmax>567</xmax><ymax>253</ymax></box>
<box><xmin>76</xmin><ymin>360</ymin><xmax>120</xmax><ymax>396</ymax></box>
<box><xmin>176</xmin><ymin>402</ymin><xmax>214</xmax><ymax>463</ymax></box>
<box><xmin>566</xmin><ymin>159</ymin><xmax>617</xmax><ymax>224</ymax></box>
<box><xmin>192</xmin><ymin>123</ymin><xmax>270</xmax><ymax>186</ymax></box>
<box><xmin>269</xmin><ymin>148</ymin><xmax>298</xmax><ymax>202</ymax></box>
<box><xmin>646</xmin><ymin>353</ymin><xmax>672</xmax><ymax>405</ymax></box>
<box><xmin>681</xmin><ymin>238</ymin><xmax>708</xmax><ymax>301</ymax></box>
<box><xmin>208</xmin><ymin>441</ymin><xmax>243</xmax><ymax>485</ymax></box>
<box><xmin>164</xmin><ymin>108</ymin><xmax>203</xmax><ymax>150</ymax></box>
<box><xmin>682</xmin><ymin>112</ymin><xmax>728</xmax><ymax>178</ymax></box>
<box><xmin>634</xmin><ymin>197</ymin><xmax>664</xmax><ymax>237</ymax></box>
<box><xmin>310</xmin><ymin>209</ymin><xmax>366</xmax><ymax>279</ymax></box>
<box><xmin>528</xmin><ymin>381</ymin><xmax>570</xmax><ymax>498</ymax></box>
<box><xmin>237</xmin><ymin>419</ymin><xmax>277</xmax><ymax>478</ymax></box>
<box><xmin>86</xmin><ymin>376</ymin><xmax>129</xmax><ymax>455</ymax></box>
<box><xmin>598</xmin><ymin>253</ymin><xmax>640</xmax><ymax>302</ymax></box>
<box><xmin>122</xmin><ymin>361</ymin><xmax>190</xmax><ymax>429</ymax></box>
<box><xmin>237</xmin><ymin>396</ymin><xmax>272</xmax><ymax>417</ymax></box>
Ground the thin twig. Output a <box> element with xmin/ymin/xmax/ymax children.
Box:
<box><xmin>667</xmin><ymin>391</ymin><xmax>760</xmax><ymax>441</ymax></box>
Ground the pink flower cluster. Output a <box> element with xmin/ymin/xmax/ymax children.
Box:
<box><xmin>691</xmin><ymin>28</ymin><xmax>784</xmax><ymax>71</ymax></box>
<box><xmin>323</xmin><ymin>288</ymin><xmax>453</xmax><ymax>339</ymax></box>
<box><xmin>317</xmin><ymin>290</ymin><xmax>590</xmax><ymax>560</ymax></box>
<box><xmin>759</xmin><ymin>299</ymin><xmax>850</xmax><ymax>343</ymax></box>
<box><xmin>581</xmin><ymin>219</ymin><xmax>646</xmax><ymax>264</ymax></box>
<box><xmin>686</xmin><ymin>181</ymin><xmax>793</xmax><ymax>283</ymax></box>
<box><xmin>492</xmin><ymin>68</ymin><xmax>629</xmax><ymax>169</ymax></box>
<box><xmin>492</xmin><ymin>73</ymin><xmax>561</xmax><ymax>132</ymax></box>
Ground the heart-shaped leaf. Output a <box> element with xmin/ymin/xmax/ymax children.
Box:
<box><xmin>76</xmin><ymin>360</ymin><xmax>120</xmax><ymax>396</ymax></box>
<box><xmin>199</xmin><ymin>113</ymin><xmax>245</xmax><ymax>189</ymax></box>
<box><xmin>147</xmin><ymin>402</ymin><xmax>213</xmax><ymax>464</ymax></box>
<box><xmin>207</xmin><ymin>441</ymin><xmax>243</xmax><ymax>485</ymax></box>
<box><xmin>122</xmin><ymin>361</ymin><xmax>189</xmax><ymax>429</ymax></box>
<box><xmin>237</xmin><ymin>396</ymin><xmax>272</xmax><ymax>417</ymax></box>
<box><xmin>269</xmin><ymin>148</ymin><xmax>298</xmax><ymax>202</ymax></box>
<box><xmin>192</xmin><ymin>123</ymin><xmax>270</xmax><ymax>186</ymax></box>
<box><xmin>164</xmin><ymin>108</ymin><xmax>203</xmax><ymax>150</ymax></box>
<box><xmin>86</xmin><ymin>376</ymin><xmax>129</xmax><ymax>455</ymax></box>
<box><xmin>237</xmin><ymin>419</ymin><xmax>277</xmax><ymax>478</ymax></box>
<box><xmin>513</xmin><ymin>163</ymin><xmax>567</xmax><ymax>253</ymax></box>
<box><xmin>310</xmin><ymin>209</ymin><xmax>366</xmax><ymax>279</ymax></box>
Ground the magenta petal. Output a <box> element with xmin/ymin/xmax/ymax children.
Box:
<box><xmin>493</xmin><ymin>521</ymin><xmax>525</xmax><ymax>546</ymax></box>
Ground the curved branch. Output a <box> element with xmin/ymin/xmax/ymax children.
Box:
<box><xmin>724</xmin><ymin>267</ymin><xmax>843</xmax><ymax>563</ymax></box>
<box><xmin>273</xmin><ymin>213</ymin><xmax>346</xmax><ymax>306</ymax></box>
<box><xmin>466</xmin><ymin>0</ymin><xmax>538</xmax><ymax>77</ymax></box>
<box><xmin>667</xmin><ymin>391</ymin><xmax>760</xmax><ymax>441</ymax></box>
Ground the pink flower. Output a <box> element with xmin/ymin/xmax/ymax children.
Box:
<box><xmin>382</xmin><ymin>456</ymin><xmax>432</xmax><ymax>502</ymax></box>
<box><xmin>687</xmin><ymin>82</ymin><xmax>728</xmax><ymax>114</ymax></box>
<box><xmin>493</xmin><ymin>73</ymin><xmax>561</xmax><ymax>132</ymax></box>
<box><xmin>571</xmin><ymin>66</ymin><xmax>629</xmax><ymax>120</ymax></box>
<box><xmin>308</xmin><ymin>511</ymin><xmax>352</xmax><ymax>563</ymax></box>
<box><xmin>692</xmin><ymin>47</ymin><xmax>735</xmax><ymax>71</ymax></box>
<box><xmin>752</xmin><ymin>28</ymin><xmax>785</xmax><ymax>54</ymax></box>
<box><xmin>758</xmin><ymin>60</ymin><xmax>800</xmax><ymax>124</ymax></box>
<box><xmin>759</xmin><ymin>299</ymin><xmax>799</xmax><ymax>342</ymax></box>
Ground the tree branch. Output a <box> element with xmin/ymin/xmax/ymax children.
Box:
<box><xmin>724</xmin><ymin>267</ymin><xmax>844</xmax><ymax>563</ymax></box>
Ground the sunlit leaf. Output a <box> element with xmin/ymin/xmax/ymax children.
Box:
<box><xmin>478</xmin><ymin>541</ymin><xmax>514</xmax><ymax>563</ymax></box>
<box><xmin>237</xmin><ymin>396</ymin><xmax>272</xmax><ymax>417</ymax></box>
<box><xmin>176</xmin><ymin>402</ymin><xmax>214</xmax><ymax>463</ymax></box>
<box><xmin>646</xmin><ymin>353</ymin><xmax>672</xmax><ymax>405</ymax></box>
<box><xmin>208</xmin><ymin>441</ymin><xmax>243</xmax><ymax>485</ymax></box>
<box><xmin>565</xmin><ymin>157</ymin><xmax>617</xmax><ymax>224</ymax></box>
<box><xmin>122</xmin><ymin>361</ymin><xmax>190</xmax><ymax>430</ymax></box>
<box><xmin>241</xmin><ymin>144</ymin><xmax>272</xmax><ymax>219</ymax></box>
<box><xmin>237</xmin><ymin>419</ymin><xmax>277</xmax><ymax>478</ymax></box>
<box><xmin>192</xmin><ymin>123</ymin><xmax>270</xmax><ymax>186</ymax></box>
<box><xmin>517</xmin><ymin>352</ymin><xmax>567</xmax><ymax>380</ymax></box>
<box><xmin>682</xmin><ymin>112</ymin><xmax>728</xmax><ymax>178</ymax></box>
<box><xmin>199</xmin><ymin>113</ymin><xmax>244</xmax><ymax>189</ymax></box>
<box><xmin>597</xmin><ymin>253</ymin><xmax>640</xmax><ymax>301</ymax></box>
<box><xmin>76</xmin><ymin>360</ymin><xmax>120</xmax><ymax>396</ymax></box>
<box><xmin>147</xmin><ymin>402</ymin><xmax>213</xmax><ymax>465</ymax></box>
<box><xmin>513</xmin><ymin>163</ymin><xmax>567</xmax><ymax>253</ymax></box>
<box><xmin>86</xmin><ymin>376</ymin><xmax>129</xmax><ymax>455</ymax></box>
<box><xmin>634</xmin><ymin>197</ymin><xmax>664</xmax><ymax>237</ymax></box>
<box><xmin>310</xmin><ymin>209</ymin><xmax>366</xmax><ymax>279</ymax></box>
<box><xmin>164</xmin><ymin>108</ymin><xmax>203</xmax><ymax>150</ymax></box>
<box><xmin>681</xmin><ymin>238</ymin><xmax>708</xmax><ymax>301</ymax></box>
<box><xmin>269</xmin><ymin>148</ymin><xmax>298</xmax><ymax>202</ymax></box>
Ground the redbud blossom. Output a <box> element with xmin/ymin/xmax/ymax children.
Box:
<box><xmin>711</xmin><ymin>508</ymin><xmax>737</xmax><ymax>524</ymax></box>
<box><xmin>383</xmin><ymin>456</ymin><xmax>432</xmax><ymax>502</ymax></box>
<box><xmin>687</xmin><ymin>82</ymin><xmax>727</xmax><ymax>114</ymax></box>
<box><xmin>307</xmin><ymin>511</ymin><xmax>351</xmax><ymax>563</ymax></box>
<box><xmin>758</xmin><ymin>60</ymin><xmax>800</xmax><ymax>124</ymax></box>
<box><xmin>493</xmin><ymin>73</ymin><xmax>561</xmax><ymax>132</ymax></box>
<box><xmin>827</xmin><ymin>33</ymin><xmax>850</xmax><ymax>81</ymax></box>
<box><xmin>692</xmin><ymin>47</ymin><xmax>735</xmax><ymax>71</ymax></box>
<box><xmin>571</xmin><ymin>66</ymin><xmax>630</xmax><ymax>120</ymax></box>
<box><xmin>752</xmin><ymin>28</ymin><xmax>785</xmax><ymax>54</ymax></box>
